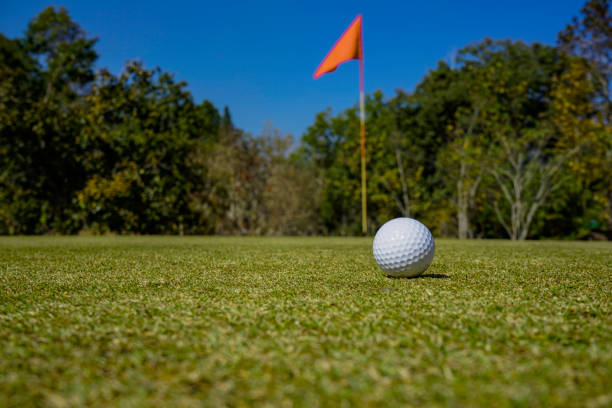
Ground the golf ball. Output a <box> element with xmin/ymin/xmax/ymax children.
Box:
<box><xmin>372</xmin><ymin>217</ymin><xmax>435</xmax><ymax>277</ymax></box>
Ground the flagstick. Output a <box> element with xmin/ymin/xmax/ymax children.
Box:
<box><xmin>359</xmin><ymin>57</ymin><xmax>366</xmax><ymax>234</ymax></box>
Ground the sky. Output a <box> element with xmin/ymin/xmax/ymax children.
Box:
<box><xmin>1</xmin><ymin>0</ymin><xmax>585</xmax><ymax>139</ymax></box>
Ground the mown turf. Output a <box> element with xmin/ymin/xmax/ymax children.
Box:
<box><xmin>0</xmin><ymin>237</ymin><xmax>610</xmax><ymax>407</ymax></box>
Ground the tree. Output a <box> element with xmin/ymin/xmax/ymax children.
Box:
<box><xmin>543</xmin><ymin>57</ymin><xmax>612</xmax><ymax>238</ymax></box>
<box><xmin>193</xmin><ymin>122</ymin><xmax>319</xmax><ymax>235</ymax></box>
<box><xmin>393</xmin><ymin>62</ymin><xmax>475</xmax><ymax>236</ymax></box>
<box><xmin>489</xmin><ymin>128</ymin><xmax>582</xmax><ymax>240</ymax></box>
<box><xmin>0</xmin><ymin>34</ymin><xmax>40</xmax><ymax>233</ymax></box>
<box><xmin>558</xmin><ymin>0</ymin><xmax>612</xmax><ymax>231</ymax></box>
<box><xmin>299</xmin><ymin>91</ymin><xmax>419</xmax><ymax>234</ymax></box>
<box><xmin>558</xmin><ymin>0</ymin><xmax>612</xmax><ymax>123</ymax></box>
<box><xmin>375</xmin><ymin>94</ymin><xmax>424</xmax><ymax>220</ymax></box>
<box><xmin>465</xmin><ymin>41</ymin><xmax>586</xmax><ymax>240</ymax></box>
<box><xmin>0</xmin><ymin>7</ymin><xmax>97</xmax><ymax>234</ymax></box>
<box><xmin>78</xmin><ymin>62</ymin><xmax>220</xmax><ymax>233</ymax></box>
<box><xmin>440</xmin><ymin>104</ymin><xmax>486</xmax><ymax>239</ymax></box>
<box><xmin>299</xmin><ymin>107</ymin><xmax>359</xmax><ymax>234</ymax></box>
<box><xmin>260</xmin><ymin>128</ymin><xmax>320</xmax><ymax>235</ymax></box>
<box><xmin>415</xmin><ymin>61</ymin><xmax>488</xmax><ymax>239</ymax></box>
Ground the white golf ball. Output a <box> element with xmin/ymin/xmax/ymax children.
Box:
<box><xmin>372</xmin><ymin>217</ymin><xmax>435</xmax><ymax>277</ymax></box>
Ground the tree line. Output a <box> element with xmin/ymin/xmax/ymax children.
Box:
<box><xmin>1</xmin><ymin>2</ymin><xmax>610</xmax><ymax>239</ymax></box>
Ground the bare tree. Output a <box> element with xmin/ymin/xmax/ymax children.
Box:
<box><xmin>452</xmin><ymin>107</ymin><xmax>484</xmax><ymax>239</ymax></box>
<box><xmin>456</xmin><ymin>159</ymin><xmax>482</xmax><ymax>239</ymax></box>
<box><xmin>490</xmin><ymin>131</ymin><xmax>582</xmax><ymax>240</ymax></box>
<box><xmin>435</xmin><ymin>104</ymin><xmax>485</xmax><ymax>239</ymax></box>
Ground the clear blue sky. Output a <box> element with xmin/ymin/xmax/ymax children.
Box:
<box><xmin>1</xmin><ymin>0</ymin><xmax>583</xmax><ymax>139</ymax></box>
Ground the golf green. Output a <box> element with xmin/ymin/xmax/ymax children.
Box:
<box><xmin>1</xmin><ymin>237</ymin><xmax>610</xmax><ymax>407</ymax></box>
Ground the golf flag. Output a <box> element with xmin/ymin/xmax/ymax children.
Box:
<box><xmin>313</xmin><ymin>15</ymin><xmax>363</xmax><ymax>79</ymax></box>
<box><xmin>313</xmin><ymin>15</ymin><xmax>367</xmax><ymax>234</ymax></box>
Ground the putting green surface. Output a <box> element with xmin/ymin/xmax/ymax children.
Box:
<box><xmin>1</xmin><ymin>237</ymin><xmax>610</xmax><ymax>407</ymax></box>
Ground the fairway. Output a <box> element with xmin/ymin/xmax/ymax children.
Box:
<box><xmin>1</xmin><ymin>237</ymin><xmax>610</xmax><ymax>407</ymax></box>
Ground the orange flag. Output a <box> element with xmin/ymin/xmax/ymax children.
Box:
<box><xmin>313</xmin><ymin>15</ymin><xmax>363</xmax><ymax>79</ymax></box>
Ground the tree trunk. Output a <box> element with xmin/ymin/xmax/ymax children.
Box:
<box><xmin>457</xmin><ymin>163</ymin><xmax>469</xmax><ymax>239</ymax></box>
<box><xmin>609</xmin><ymin>190</ymin><xmax>612</xmax><ymax>231</ymax></box>
<box><xmin>457</xmin><ymin>204</ymin><xmax>469</xmax><ymax>239</ymax></box>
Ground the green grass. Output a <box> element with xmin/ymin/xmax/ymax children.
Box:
<box><xmin>0</xmin><ymin>237</ymin><xmax>610</xmax><ymax>407</ymax></box>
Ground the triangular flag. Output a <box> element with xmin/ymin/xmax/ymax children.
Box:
<box><xmin>313</xmin><ymin>15</ymin><xmax>362</xmax><ymax>79</ymax></box>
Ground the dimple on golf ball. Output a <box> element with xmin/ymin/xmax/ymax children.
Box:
<box><xmin>372</xmin><ymin>217</ymin><xmax>435</xmax><ymax>277</ymax></box>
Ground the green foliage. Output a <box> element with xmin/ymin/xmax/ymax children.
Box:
<box><xmin>78</xmin><ymin>62</ymin><xmax>220</xmax><ymax>233</ymax></box>
<box><xmin>558</xmin><ymin>0</ymin><xmax>612</xmax><ymax>231</ymax></box>
<box><xmin>1</xmin><ymin>3</ymin><xmax>610</xmax><ymax>238</ymax></box>
<box><xmin>0</xmin><ymin>7</ymin><xmax>97</xmax><ymax>234</ymax></box>
<box><xmin>558</xmin><ymin>0</ymin><xmax>611</xmax><ymax>122</ymax></box>
<box><xmin>299</xmin><ymin>91</ymin><xmax>399</xmax><ymax>234</ymax></box>
<box><xmin>25</xmin><ymin>6</ymin><xmax>98</xmax><ymax>100</ymax></box>
<box><xmin>1</xmin><ymin>7</ymin><xmax>312</xmax><ymax>235</ymax></box>
<box><xmin>300</xmin><ymin>36</ymin><xmax>610</xmax><ymax>239</ymax></box>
